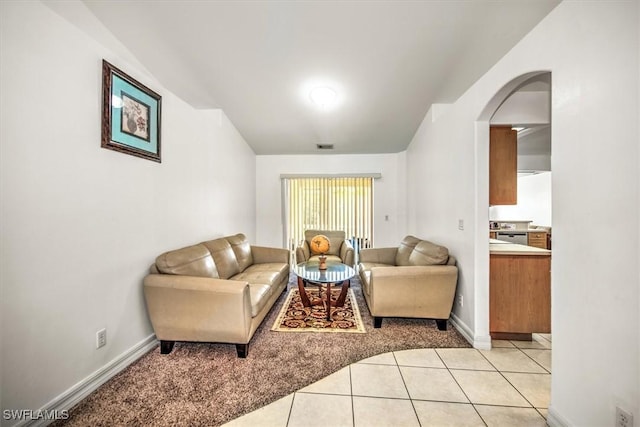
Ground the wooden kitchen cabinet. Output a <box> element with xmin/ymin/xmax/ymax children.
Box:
<box><xmin>490</xmin><ymin>253</ymin><xmax>551</xmax><ymax>340</ymax></box>
<box><xmin>489</xmin><ymin>126</ymin><xmax>517</xmax><ymax>205</ymax></box>
<box><xmin>528</xmin><ymin>231</ymin><xmax>548</xmax><ymax>249</ymax></box>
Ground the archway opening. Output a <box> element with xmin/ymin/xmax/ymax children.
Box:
<box><xmin>474</xmin><ymin>70</ymin><xmax>552</xmax><ymax>348</ymax></box>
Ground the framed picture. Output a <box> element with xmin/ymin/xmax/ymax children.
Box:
<box><xmin>101</xmin><ymin>60</ymin><xmax>162</xmax><ymax>162</ymax></box>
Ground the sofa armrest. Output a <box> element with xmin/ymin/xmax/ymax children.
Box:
<box><xmin>295</xmin><ymin>241</ymin><xmax>310</xmax><ymax>264</ymax></box>
<box><xmin>370</xmin><ymin>265</ymin><xmax>458</xmax><ymax>280</ymax></box>
<box><xmin>251</xmin><ymin>245</ymin><xmax>290</xmax><ymax>264</ymax></box>
<box><xmin>143</xmin><ymin>274</ymin><xmax>252</xmax><ymax>343</ymax></box>
<box><xmin>359</xmin><ymin>247</ymin><xmax>397</xmax><ymax>265</ymax></box>
<box><xmin>368</xmin><ymin>265</ymin><xmax>458</xmax><ymax>319</ymax></box>
<box><xmin>340</xmin><ymin>240</ymin><xmax>355</xmax><ymax>266</ymax></box>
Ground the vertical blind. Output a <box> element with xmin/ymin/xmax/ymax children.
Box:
<box><xmin>283</xmin><ymin>177</ymin><xmax>374</xmax><ymax>256</ymax></box>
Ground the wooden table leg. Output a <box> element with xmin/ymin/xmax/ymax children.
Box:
<box><xmin>334</xmin><ymin>279</ymin><xmax>350</xmax><ymax>307</ymax></box>
<box><xmin>297</xmin><ymin>276</ymin><xmax>311</xmax><ymax>307</ymax></box>
<box><xmin>325</xmin><ymin>281</ymin><xmax>332</xmax><ymax>320</ymax></box>
<box><xmin>299</xmin><ymin>276</ymin><xmax>352</xmax><ymax>321</ymax></box>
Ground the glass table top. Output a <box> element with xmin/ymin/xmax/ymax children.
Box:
<box><xmin>294</xmin><ymin>261</ymin><xmax>356</xmax><ymax>283</ymax></box>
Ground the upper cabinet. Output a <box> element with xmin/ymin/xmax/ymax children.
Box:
<box><xmin>489</xmin><ymin>126</ymin><xmax>517</xmax><ymax>205</ymax></box>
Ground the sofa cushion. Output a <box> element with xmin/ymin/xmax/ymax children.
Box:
<box><xmin>359</xmin><ymin>261</ymin><xmax>394</xmax><ymax>272</ymax></box>
<box><xmin>395</xmin><ymin>235</ymin><xmax>422</xmax><ymax>266</ymax></box>
<box><xmin>202</xmin><ymin>238</ymin><xmax>240</xmax><ymax>279</ymax></box>
<box><xmin>155</xmin><ymin>244</ymin><xmax>219</xmax><ymax>278</ymax></box>
<box><xmin>408</xmin><ymin>240</ymin><xmax>449</xmax><ymax>265</ymax></box>
<box><xmin>232</xmin><ymin>262</ymin><xmax>289</xmax><ymax>288</ymax></box>
<box><xmin>248</xmin><ymin>284</ymin><xmax>272</xmax><ymax>317</ymax></box>
<box><xmin>227</xmin><ymin>233</ymin><xmax>253</xmax><ymax>272</ymax></box>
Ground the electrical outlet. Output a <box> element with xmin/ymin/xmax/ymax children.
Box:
<box><xmin>616</xmin><ymin>407</ymin><xmax>633</xmax><ymax>427</ymax></box>
<box><xmin>96</xmin><ymin>328</ymin><xmax>107</xmax><ymax>349</ymax></box>
<box><xmin>458</xmin><ymin>295</ymin><xmax>463</xmax><ymax>307</ymax></box>
<box><xmin>458</xmin><ymin>219</ymin><xmax>464</xmax><ymax>230</ymax></box>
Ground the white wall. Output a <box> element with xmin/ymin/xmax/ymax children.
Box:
<box><xmin>518</xmin><ymin>154</ymin><xmax>551</xmax><ymax>172</ymax></box>
<box><xmin>406</xmin><ymin>1</ymin><xmax>638</xmax><ymax>426</ymax></box>
<box><xmin>489</xmin><ymin>172</ymin><xmax>552</xmax><ymax>226</ymax></box>
<box><xmin>518</xmin><ymin>126</ymin><xmax>552</xmax><ymax>171</ymax></box>
<box><xmin>0</xmin><ymin>1</ymin><xmax>256</xmax><ymax>422</ymax></box>
<box><xmin>256</xmin><ymin>153</ymin><xmax>407</xmax><ymax>249</ymax></box>
<box><xmin>490</xmin><ymin>91</ymin><xmax>550</xmax><ymax>125</ymax></box>
<box><xmin>406</xmin><ymin>105</ymin><xmax>480</xmax><ymax>341</ymax></box>
<box><xmin>638</xmin><ymin>1</ymin><xmax>640</xmax><ymax>419</ymax></box>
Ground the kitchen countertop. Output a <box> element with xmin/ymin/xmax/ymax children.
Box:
<box><xmin>490</xmin><ymin>229</ymin><xmax>549</xmax><ymax>233</ymax></box>
<box><xmin>489</xmin><ymin>239</ymin><xmax>551</xmax><ymax>256</ymax></box>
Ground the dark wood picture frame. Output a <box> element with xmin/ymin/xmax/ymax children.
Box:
<box><xmin>101</xmin><ymin>60</ymin><xmax>162</xmax><ymax>162</ymax></box>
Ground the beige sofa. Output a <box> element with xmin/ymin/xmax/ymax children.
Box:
<box><xmin>143</xmin><ymin>233</ymin><xmax>289</xmax><ymax>357</ymax></box>
<box><xmin>358</xmin><ymin>235</ymin><xmax>458</xmax><ymax>330</ymax></box>
<box><xmin>295</xmin><ymin>229</ymin><xmax>355</xmax><ymax>266</ymax></box>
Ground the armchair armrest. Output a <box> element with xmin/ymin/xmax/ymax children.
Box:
<box><xmin>340</xmin><ymin>240</ymin><xmax>355</xmax><ymax>266</ymax></box>
<box><xmin>251</xmin><ymin>245</ymin><xmax>290</xmax><ymax>264</ymax></box>
<box><xmin>143</xmin><ymin>274</ymin><xmax>252</xmax><ymax>343</ymax></box>
<box><xmin>359</xmin><ymin>247</ymin><xmax>397</xmax><ymax>265</ymax></box>
<box><xmin>370</xmin><ymin>265</ymin><xmax>458</xmax><ymax>280</ymax></box>
<box><xmin>295</xmin><ymin>241</ymin><xmax>310</xmax><ymax>264</ymax></box>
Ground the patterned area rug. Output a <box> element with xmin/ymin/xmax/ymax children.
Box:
<box><xmin>271</xmin><ymin>287</ymin><xmax>365</xmax><ymax>333</ymax></box>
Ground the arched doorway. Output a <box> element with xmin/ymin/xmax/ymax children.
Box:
<box><xmin>473</xmin><ymin>71</ymin><xmax>552</xmax><ymax>347</ymax></box>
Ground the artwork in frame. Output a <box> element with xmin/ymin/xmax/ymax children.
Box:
<box><xmin>101</xmin><ymin>60</ymin><xmax>162</xmax><ymax>162</ymax></box>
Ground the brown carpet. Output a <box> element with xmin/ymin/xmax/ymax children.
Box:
<box><xmin>56</xmin><ymin>277</ymin><xmax>470</xmax><ymax>427</ymax></box>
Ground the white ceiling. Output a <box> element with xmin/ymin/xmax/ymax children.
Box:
<box><xmin>81</xmin><ymin>0</ymin><xmax>560</xmax><ymax>155</ymax></box>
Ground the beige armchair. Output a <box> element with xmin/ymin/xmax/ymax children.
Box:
<box><xmin>358</xmin><ymin>235</ymin><xmax>458</xmax><ymax>330</ymax></box>
<box><xmin>295</xmin><ymin>229</ymin><xmax>355</xmax><ymax>266</ymax></box>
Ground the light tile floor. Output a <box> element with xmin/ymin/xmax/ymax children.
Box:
<box><xmin>224</xmin><ymin>333</ymin><xmax>552</xmax><ymax>427</ymax></box>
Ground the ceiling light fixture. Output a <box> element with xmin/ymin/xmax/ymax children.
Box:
<box><xmin>309</xmin><ymin>86</ymin><xmax>337</xmax><ymax>108</ymax></box>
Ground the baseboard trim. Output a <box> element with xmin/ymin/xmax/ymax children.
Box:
<box><xmin>20</xmin><ymin>334</ymin><xmax>158</xmax><ymax>427</ymax></box>
<box><xmin>449</xmin><ymin>313</ymin><xmax>492</xmax><ymax>350</ymax></box>
<box><xmin>546</xmin><ymin>406</ymin><xmax>571</xmax><ymax>427</ymax></box>
<box><xmin>472</xmin><ymin>333</ymin><xmax>492</xmax><ymax>350</ymax></box>
<box><xmin>449</xmin><ymin>313</ymin><xmax>474</xmax><ymax>345</ymax></box>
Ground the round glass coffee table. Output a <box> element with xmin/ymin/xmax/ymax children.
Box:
<box><xmin>293</xmin><ymin>261</ymin><xmax>356</xmax><ymax>321</ymax></box>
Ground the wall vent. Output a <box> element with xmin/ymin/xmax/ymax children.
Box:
<box><xmin>316</xmin><ymin>144</ymin><xmax>334</xmax><ymax>150</ymax></box>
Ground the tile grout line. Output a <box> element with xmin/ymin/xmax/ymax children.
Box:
<box><xmin>535</xmin><ymin>407</ymin><xmax>548</xmax><ymax>419</ymax></box>
<box><xmin>492</xmin><ymin>341</ymin><xmax>551</xmax><ymax>375</ymax></box>
<box><xmin>349</xmin><ymin>364</ymin><xmax>356</xmax><ymax>427</ymax></box>
<box><xmin>509</xmin><ymin>341</ymin><xmax>552</xmax><ymax>413</ymax></box>
<box><xmin>392</xmin><ymin>351</ymin><xmax>423</xmax><ymax>427</ymax></box>
<box><xmin>435</xmin><ymin>349</ymin><xmax>489</xmax><ymax>427</ymax></box>
<box><xmin>285</xmin><ymin>346</ymin><xmax>550</xmax><ymax>426</ymax></box>
<box><xmin>285</xmin><ymin>393</ymin><xmax>296</xmax><ymax>427</ymax></box>
<box><xmin>512</xmin><ymin>341</ymin><xmax>552</xmax><ymax>374</ymax></box>
<box><xmin>532</xmin><ymin>333</ymin><xmax>552</xmax><ymax>345</ymax></box>
<box><xmin>477</xmin><ymin>346</ymin><xmax>545</xmax><ymax>414</ymax></box>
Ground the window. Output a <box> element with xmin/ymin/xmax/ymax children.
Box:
<box><xmin>282</xmin><ymin>176</ymin><xmax>374</xmax><ymax>260</ymax></box>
